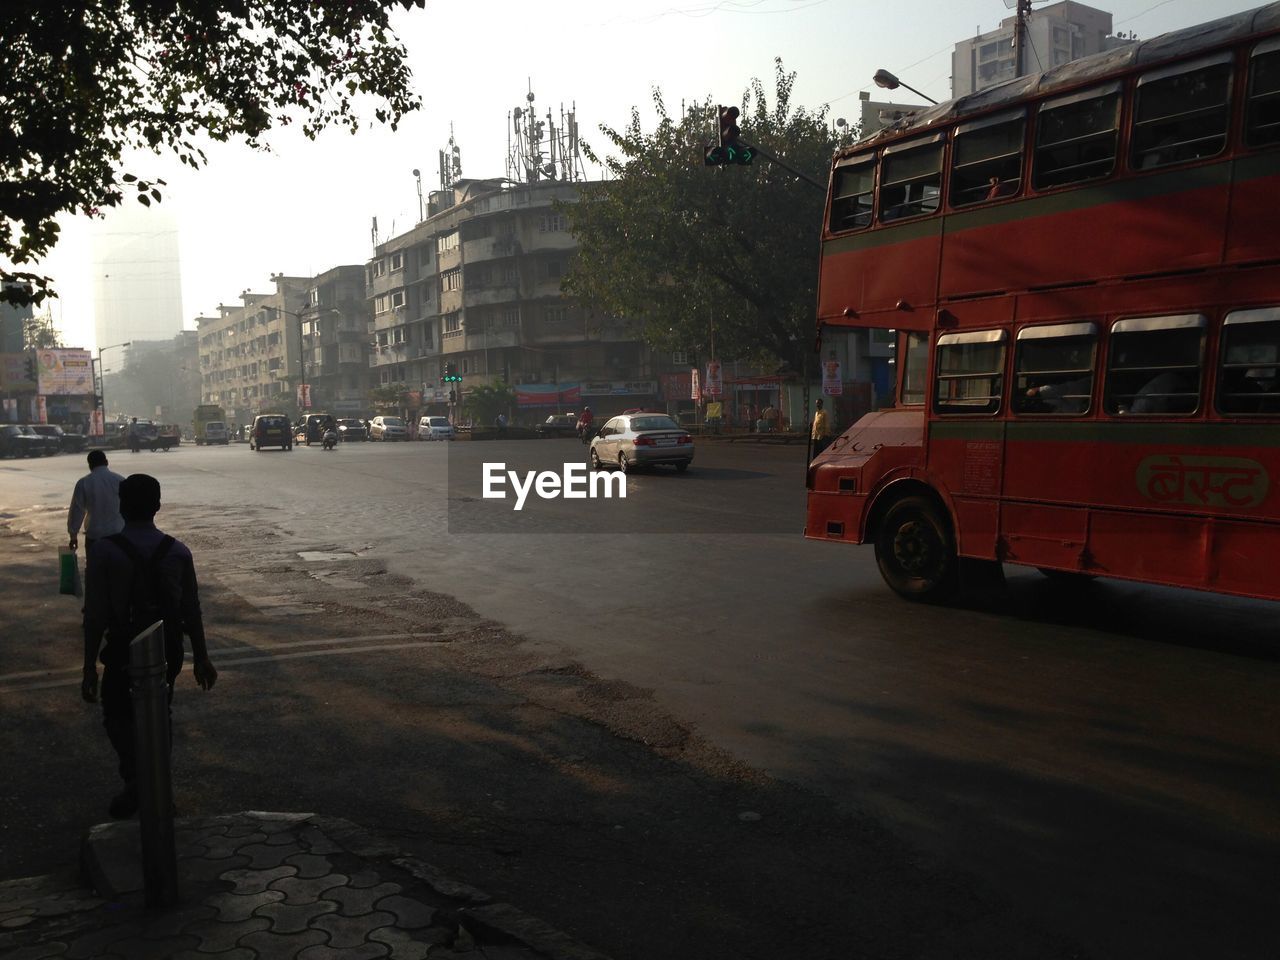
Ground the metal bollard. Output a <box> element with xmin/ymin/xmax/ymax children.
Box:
<box><xmin>130</xmin><ymin>620</ymin><xmax>179</xmax><ymax>907</ymax></box>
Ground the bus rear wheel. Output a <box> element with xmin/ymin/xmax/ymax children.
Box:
<box><xmin>875</xmin><ymin>496</ymin><xmax>957</xmax><ymax>601</ymax></box>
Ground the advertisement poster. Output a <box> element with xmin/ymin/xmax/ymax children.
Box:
<box><xmin>90</xmin><ymin>410</ymin><xmax>105</xmax><ymax>437</ymax></box>
<box><xmin>37</xmin><ymin>349</ymin><xmax>93</xmax><ymax>395</ymax></box>
<box><xmin>35</xmin><ymin>395</ymin><xmax>47</xmax><ymax>424</ymax></box>
<box><xmin>691</xmin><ymin>367</ymin><xmax>701</xmax><ymax>402</ymax></box>
<box><xmin>297</xmin><ymin>383</ymin><xmax>312</xmax><ymax>409</ymax></box>
<box><xmin>822</xmin><ymin>359</ymin><xmax>843</xmax><ymax>396</ymax></box>
<box><xmin>705</xmin><ymin>359</ymin><xmax>723</xmax><ymax>397</ymax></box>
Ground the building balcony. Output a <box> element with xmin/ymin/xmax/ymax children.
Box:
<box><xmin>463</xmin><ymin>284</ymin><xmax>520</xmax><ymax>308</ymax></box>
<box><xmin>441</xmin><ymin>329</ymin><xmax>465</xmax><ymax>354</ymax></box>
<box><xmin>463</xmin><ymin>235</ymin><xmax>521</xmax><ymax>262</ymax></box>
<box><xmin>466</xmin><ymin>329</ymin><xmax>520</xmax><ymax>351</ymax></box>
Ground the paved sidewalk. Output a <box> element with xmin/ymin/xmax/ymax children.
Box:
<box><xmin>0</xmin><ymin>811</ymin><xmax>610</xmax><ymax>960</ymax></box>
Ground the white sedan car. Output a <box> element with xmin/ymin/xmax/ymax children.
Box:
<box><xmin>369</xmin><ymin>416</ymin><xmax>407</xmax><ymax>441</ymax></box>
<box><xmin>417</xmin><ymin>416</ymin><xmax>455</xmax><ymax>440</ymax></box>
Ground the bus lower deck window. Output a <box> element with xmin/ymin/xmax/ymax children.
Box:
<box><xmin>934</xmin><ymin>331</ymin><xmax>1006</xmax><ymax>415</ymax></box>
<box><xmin>1219</xmin><ymin>309</ymin><xmax>1280</xmax><ymax>414</ymax></box>
<box><xmin>1105</xmin><ymin>318</ymin><xmax>1206</xmax><ymax>416</ymax></box>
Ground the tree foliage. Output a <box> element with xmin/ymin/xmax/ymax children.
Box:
<box><xmin>1</xmin><ymin>0</ymin><xmax>424</xmax><ymax>306</ymax></box>
<box><xmin>562</xmin><ymin>61</ymin><xmax>851</xmax><ymax>371</ymax></box>
<box><xmin>23</xmin><ymin>313</ymin><xmax>64</xmax><ymax>349</ymax></box>
<box><xmin>463</xmin><ymin>383</ymin><xmax>515</xmax><ymax>425</ymax></box>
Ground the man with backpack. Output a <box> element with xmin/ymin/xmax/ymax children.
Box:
<box><xmin>81</xmin><ymin>473</ymin><xmax>217</xmax><ymax>818</ymax></box>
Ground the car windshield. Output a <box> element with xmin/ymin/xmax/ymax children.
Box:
<box><xmin>207</xmin><ymin>421</ymin><xmax>225</xmax><ymax>429</ymax></box>
<box><xmin>338</xmin><ymin>420</ymin><xmax>361</xmax><ymax>428</ymax></box>
<box><xmin>261</xmin><ymin>418</ymin><xmax>286</xmax><ymax>427</ymax></box>
<box><xmin>382</xmin><ymin>417</ymin><xmax>403</xmax><ymax>426</ymax></box>
<box><xmin>630</xmin><ymin>416</ymin><xmax>680</xmax><ymax>431</ymax></box>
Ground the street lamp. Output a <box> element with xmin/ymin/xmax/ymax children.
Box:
<box><xmin>872</xmin><ymin>69</ymin><xmax>939</xmax><ymax>105</ymax></box>
<box><xmin>96</xmin><ymin>340</ymin><xmax>131</xmax><ymax>430</ymax></box>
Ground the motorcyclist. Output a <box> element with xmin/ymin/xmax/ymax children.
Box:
<box><xmin>322</xmin><ymin>424</ymin><xmax>339</xmax><ymax>449</ymax></box>
<box><xmin>577</xmin><ymin>406</ymin><xmax>594</xmax><ymax>444</ymax></box>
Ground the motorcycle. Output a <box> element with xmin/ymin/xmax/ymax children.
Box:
<box><xmin>321</xmin><ymin>428</ymin><xmax>339</xmax><ymax>451</ymax></box>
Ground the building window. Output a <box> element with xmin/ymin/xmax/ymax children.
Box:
<box><xmin>539</xmin><ymin>214</ymin><xmax>566</xmax><ymax>232</ymax></box>
<box><xmin>444</xmin><ymin>313</ymin><xmax>461</xmax><ymax>333</ymax></box>
<box><xmin>501</xmin><ymin>307</ymin><xmax>520</xmax><ymax>327</ymax></box>
<box><xmin>391</xmin><ymin>290</ymin><xmax>406</xmax><ymax>309</ymax></box>
<box><xmin>437</xmin><ymin>232</ymin><xmax>460</xmax><ymax>254</ymax></box>
<box><xmin>375</xmin><ymin>295</ymin><xmax>388</xmax><ymax>314</ymax></box>
<box><xmin>545</xmin><ymin>260</ymin><xmax>563</xmax><ymax>280</ymax></box>
<box><xmin>419</xmin><ymin>246</ymin><xmax>433</xmax><ymax>267</ymax></box>
<box><xmin>442</xmin><ymin>270</ymin><xmax>461</xmax><ymax>292</ymax></box>
<box><xmin>373</xmin><ymin>259</ymin><xmax>387</xmax><ymax>277</ymax></box>
<box><xmin>672</xmin><ymin>351</ymin><xmax>688</xmax><ymax>365</ymax></box>
<box><xmin>545</xmin><ymin>306</ymin><xmax>569</xmax><ymax>324</ymax></box>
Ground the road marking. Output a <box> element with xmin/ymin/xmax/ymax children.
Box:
<box><xmin>0</xmin><ymin>632</ymin><xmax>455</xmax><ymax>693</ymax></box>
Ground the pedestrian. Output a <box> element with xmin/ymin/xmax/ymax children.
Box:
<box><xmin>127</xmin><ymin>417</ymin><xmax>141</xmax><ymax>453</ymax></box>
<box><xmin>811</xmin><ymin>398</ymin><xmax>833</xmax><ymax>457</ymax></box>
<box><xmin>67</xmin><ymin>450</ymin><xmax>124</xmax><ymax>554</ymax></box>
<box><xmin>82</xmin><ymin>473</ymin><xmax>218</xmax><ymax>819</ymax></box>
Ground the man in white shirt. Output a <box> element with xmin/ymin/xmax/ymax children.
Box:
<box><xmin>68</xmin><ymin>450</ymin><xmax>124</xmax><ymax>551</ymax></box>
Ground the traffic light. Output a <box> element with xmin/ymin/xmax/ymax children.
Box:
<box><xmin>443</xmin><ymin>362</ymin><xmax>461</xmax><ymax>383</ymax></box>
<box><xmin>717</xmin><ymin>105</ymin><xmax>740</xmax><ymax>148</ymax></box>
<box><xmin>448</xmin><ymin>389</ymin><xmax>456</xmax><ymax>403</ymax></box>
<box><xmin>95</xmin><ymin>394</ymin><xmax>103</xmax><ymax>410</ymax></box>
<box><xmin>24</xmin><ymin>352</ymin><xmax>37</xmax><ymax>382</ymax></box>
<box><xmin>704</xmin><ymin>105</ymin><xmax>753</xmax><ymax>166</ymax></box>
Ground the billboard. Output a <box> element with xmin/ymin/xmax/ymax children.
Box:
<box><xmin>36</xmin><ymin>349</ymin><xmax>94</xmax><ymax>395</ymax></box>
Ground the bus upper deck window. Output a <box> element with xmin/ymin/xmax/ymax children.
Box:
<box><xmin>879</xmin><ymin>140</ymin><xmax>943</xmax><ymax>223</ymax></box>
<box><xmin>951</xmin><ymin>110</ymin><xmax>1026</xmax><ymax>207</ymax></box>
<box><xmin>1033</xmin><ymin>84</ymin><xmax>1120</xmax><ymax>190</ymax></box>
<box><xmin>1219</xmin><ymin>308</ymin><xmax>1280</xmax><ymax>415</ymax></box>
<box><xmin>830</xmin><ymin>159</ymin><xmax>874</xmax><ymax>232</ymax></box>
<box><xmin>1132</xmin><ymin>55</ymin><xmax>1232</xmax><ymax>170</ymax></box>
<box><xmin>934</xmin><ymin>330</ymin><xmax>1007</xmax><ymax>416</ymax></box>
<box><xmin>1105</xmin><ymin>315</ymin><xmax>1206</xmax><ymax>416</ymax></box>
<box><xmin>1246</xmin><ymin>40</ymin><xmax>1280</xmax><ymax>149</ymax></box>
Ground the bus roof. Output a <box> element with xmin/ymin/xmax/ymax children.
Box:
<box><xmin>843</xmin><ymin>2</ymin><xmax>1280</xmax><ymax>159</ymax></box>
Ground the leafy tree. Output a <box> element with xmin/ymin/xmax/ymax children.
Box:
<box><xmin>369</xmin><ymin>384</ymin><xmax>410</xmax><ymax>411</ymax></box>
<box><xmin>463</xmin><ymin>383</ymin><xmax>515</xmax><ymax>426</ymax></box>
<box><xmin>562</xmin><ymin>60</ymin><xmax>852</xmax><ymax>373</ymax></box>
<box><xmin>1</xmin><ymin>0</ymin><xmax>424</xmax><ymax>306</ymax></box>
<box><xmin>23</xmin><ymin>312</ymin><xmax>64</xmax><ymax>349</ymax></box>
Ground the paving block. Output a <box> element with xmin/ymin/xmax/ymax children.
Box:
<box><xmin>205</xmin><ymin>888</ymin><xmax>285</xmax><ymax>922</ymax></box>
<box><xmin>237</xmin><ymin>927</ymin><xmax>328</xmax><ymax>958</ymax></box>
<box><xmin>254</xmin><ymin>897</ymin><xmax>338</xmax><ymax>933</ymax></box>
<box><xmin>269</xmin><ymin>873</ymin><xmax>351</xmax><ymax>906</ymax></box>
<box><xmin>284</xmin><ymin>853</ymin><xmax>336</xmax><ymax>879</ymax></box>
<box><xmin>372</xmin><ymin>894</ymin><xmax>436</xmax><ymax>930</ymax></box>
<box><xmin>323</xmin><ymin>882</ymin><xmax>402</xmax><ymax>917</ymax></box>
<box><xmin>309</xmin><ymin>909</ymin><xmax>395</xmax><ymax>948</ymax></box>
<box><xmin>219</xmin><ymin>864</ymin><xmax>297</xmax><ymax>895</ymax></box>
<box><xmin>182</xmin><ymin>915</ymin><xmax>270</xmax><ymax>952</ymax></box>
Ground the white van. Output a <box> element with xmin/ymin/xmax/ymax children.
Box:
<box><xmin>417</xmin><ymin>416</ymin><xmax>454</xmax><ymax>440</ymax></box>
<box><xmin>203</xmin><ymin>421</ymin><xmax>229</xmax><ymax>445</ymax></box>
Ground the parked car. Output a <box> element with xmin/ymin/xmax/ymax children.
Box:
<box><xmin>416</xmin><ymin>416</ymin><xmax>454</xmax><ymax>440</ymax></box>
<box><xmin>30</xmin><ymin>424</ymin><xmax>87</xmax><ymax>453</ymax></box>
<box><xmin>18</xmin><ymin>424</ymin><xmax>62</xmax><ymax>456</ymax></box>
<box><xmin>336</xmin><ymin>418</ymin><xmax>367</xmax><ymax>442</ymax></box>
<box><xmin>535</xmin><ymin>414</ymin><xmax>578</xmax><ymax>438</ymax></box>
<box><xmin>156</xmin><ymin>424</ymin><xmax>181</xmax><ymax>449</ymax></box>
<box><xmin>369</xmin><ymin>416</ymin><xmax>407</xmax><ymax>441</ymax></box>
<box><xmin>250</xmin><ymin>414</ymin><xmax>293</xmax><ymax>451</ymax></box>
<box><xmin>203</xmin><ymin>420</ymin><xmax>230</xmax><ymax>445</ymax></box>
<box><xmin>0</xmin><ymin>424</ymin><xmax>44</xmax><ymax>458</ymax></box>
<box><xmin>589</xmin><ymin>413</ymin><xmax>693</xmax><ymax>473</ymax></box>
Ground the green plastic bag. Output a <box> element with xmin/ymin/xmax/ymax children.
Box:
<box><xmin>59</xmin><ymin>546</ymin><xmax>82</xmax><ymax>597</ymax></box>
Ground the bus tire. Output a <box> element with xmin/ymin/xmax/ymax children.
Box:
<box><xmin>875</xmin><ymin>496</ymin><xmax>957</xmax><ymax>602</ymax></box>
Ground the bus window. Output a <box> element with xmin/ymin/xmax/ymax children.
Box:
<box><xmin>951</xmin><ymin>110</ymin><xmax>1025</xmax><ymax>207</ymax></box>
<box><xmin>1132</xmin><ymin>54</ymin><xmax>1232</xmax><ymax>170</ymax></box>
<box><xmin>1246</xmin><ymin>39</ymin><xmax>1280</xmax><ymax>149</ymax></box>
<box><xmin>902</xmin><ymin>331</ymin><xmax>929</xmax><ymax>405</ymax></box>
<box><xmin>1013</xmin><ymin>322</ymin><xmax>1097</xmax><ymax>415</ymax></box>
<box><xmin>830</xmin><ymin>157</ymin><xmax>874</xmax><ymax>232</ymax></box>
<box><xmin>934</xmin><ymin>330</ymin><xmax>1006</xmax><ymax>415</ymax></box>
<box><xmin>879</xmin><ymin>139</ymin><xmax>943</xmax><ymax>223</ymax></box>
<box><xmin>1105</xmin><ymin>315</ymin><xmax>1206</xmax><ymax>416</ymax></box>
<box><xmin>1218</xmin><ymin>307</ymin><xmax>1280</xmax><ymax>414</ymax></box>
<box><xmin>1033</xmin><ymin>84</ymin><xmax>1120</xmax><ymax>190</ymax></box>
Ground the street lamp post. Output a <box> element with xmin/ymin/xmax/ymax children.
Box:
<box><xmin>872</xmin><ymin>69</ymin><xmax>939</xmax><ymax>105</ymax></box>
<box><xmin>96</xmin><ymin>340</ymin><xmax>131</xmax><ymax>432</ymax></box>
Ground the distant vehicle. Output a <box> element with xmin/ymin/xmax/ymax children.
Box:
<box><xmin>589</xmin><ymin>413</ymin><xmax>693</xmax><ymax>473</ymax></box>
<box><xmin>193</xmin><ymin>404</ymin><xmax>227</xmax><ymax>445</ymax></box>
<box><xmin>369</xmin><ymin>416</ymin><xmax>407</xmax><ymax>441</ymax></box>
<box><xmin>250</xmin><ymin>414</ymin><xmax>293</xmax><ymax>451</ymax></box>
<box><xmin>416</xmin><ymin>416</ymin><xmax>454</xmax><ymax>440</ymax></box>
<box><xmin>202</xmin><ymin>420</ymin><xmax>229</xmax><ymax>445</ymax></box>
<box><xmin>297</xmin><ymin>413</ymin><xmax>334</xmax><ymax>445</ymax></box>
<box><xmin>155</xmin><ymin>424</ymin><xmax>181</xmax><ymax>450</ymax></box>
<box><xmin>0</xmin><ymin>425</ymin><xmax>44</xmax><ymax>458</ymax></box>
<box><xmin>336</xmin><ymin>418</ymin><xmax>367</xmax><ymax>442</ymax></box>
<box><xmin>535</xmin><ymin>414</ymin><xmax>577</xmax><ymax>438</ymax></box>
<box><xmin>30</xmin><ymin>424</ymin><xmax>87</xmax><ymax>453</ymax></box>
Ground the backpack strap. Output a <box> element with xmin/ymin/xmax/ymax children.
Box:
<box><xmin>108</xmin><ymin>533</ymin><xmax>176</xmax><ymax>571</ymax></box>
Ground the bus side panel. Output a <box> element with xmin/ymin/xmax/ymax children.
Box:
<box><xmin>999</xmin><ymin>502</ymin><xmax>1090</xmax><ymax>570</ymax></box>
<box><xmin>1225</xmin><ymin>155</ymin><xmax>1280</xmax><ymax>264</ymax></box>
<box><xmin>940</xmin><ymin>176</ymin><xmax>1230</xmax><ymax>297</ymax></box>
<box><xmin>952</xmin><ymin>497</ymin><xmax>1000</xmax><ymax>560</ymax></box>
<box><xmin>820</xmin><ymin>229</ymin><xmax>942</xmax><ymax>322</ymax></box>
<box><xmin>803</xmin><ymin>491</ymin><xmax>868</xmax><ymax>543</ymax></box>
<box><xmin>926</xmin><ymin>428</ymin><xmax>1003</xmax><ymax>560</ymax></box>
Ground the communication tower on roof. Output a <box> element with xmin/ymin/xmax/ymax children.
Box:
<box><xmin>439</xmin><ymin>125</ymin><xmax>462</xmax><ymax>191</ymax></box>
<box><xmin>506</xmin><ymin>81</ymin><xmax>585</xmax><ymax>185</ymax></box>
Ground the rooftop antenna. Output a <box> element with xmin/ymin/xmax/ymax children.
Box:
<box><xmin>412</xmin><ymin>168</ymin><xmax>423</xmax><ymax>222</ymax></box>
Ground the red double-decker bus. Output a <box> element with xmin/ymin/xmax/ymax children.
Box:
<box><xmin>805</xmin><ymin>3</ymin><xmax>1280</xmax><ymax>601</ymax></box>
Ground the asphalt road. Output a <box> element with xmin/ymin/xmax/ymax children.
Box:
<box><xmin>2</xmin><ymin>438</ymin><xmax>1277</xmax><ymax>960</ymax></box>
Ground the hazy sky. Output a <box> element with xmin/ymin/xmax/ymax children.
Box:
<box><xmin>37</xmin><ymin>0</ymin><xmax>1263</xmax><ymax>351</ymax></box>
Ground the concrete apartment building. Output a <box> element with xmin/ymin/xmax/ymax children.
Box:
<box><xmin>367</xmin><ymin>178</ymin><xmax>659</xmax><ymax>422</ymax></box>
<box><xmin>951</xmin><ymin>1</ymin><xmax>1132</xmax><ymax>97</ymax></box>
<box><xmin>299</xmin><ymin>265</ymin><xmax>373</xmax><ymax>416</ymax></box>
<box><xmin>197</xmin><ymin>275</ymin><xmax>309</xmax><ymax>429</ymax></box>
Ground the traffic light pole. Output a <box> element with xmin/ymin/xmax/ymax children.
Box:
<box><xmin>741</xmin><ymin>141</ymin><xmax>827</xmax><ymax>193</ymax></box>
